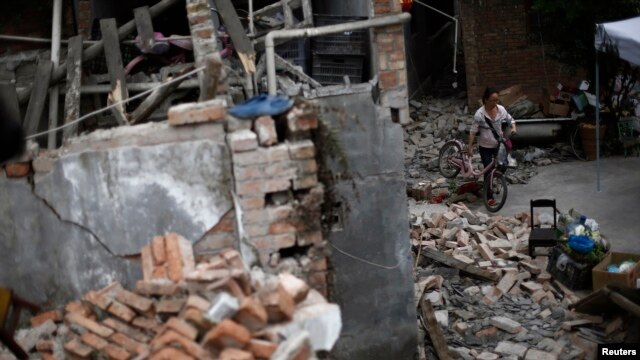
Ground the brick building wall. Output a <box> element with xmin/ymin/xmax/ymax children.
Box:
<box><xmin>459</xmin><ymin>0</ymin><xmax>585</xmax><ymax>109</ymax></box>
<box><xmin>372</xmin><ymin>0</ymin><xmax>411</xmax><ymax>124</ymax></box>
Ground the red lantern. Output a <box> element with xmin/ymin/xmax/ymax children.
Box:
<box><xmin>401</xmin><ymin>0</ymin><xmax>413</xmax><ymax>12</ymax></box>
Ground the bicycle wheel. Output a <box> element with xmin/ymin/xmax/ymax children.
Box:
<box><xmin>483</xmin><ymin>171</ymin><xmax>508</xmax><ymax>212</ymax></box>
<box><xmin>438</xmin><ymin>141</ymin><xmax>462</xmax><ymax>178</ymax></box>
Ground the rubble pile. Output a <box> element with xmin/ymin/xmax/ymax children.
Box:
<box><xmin>404</xmin><ymin>96</ymin><xmax>582</xmax><ymax>202</ymax></box>
<box><xmin>14</xmin><ymin>233</ymin><xmax>340</xmax><ymax>360</ymax></box>
<box><xmin>411</xmin><ymin>203</ymin><xmax>629</xmax><ymax>360</ymax></box>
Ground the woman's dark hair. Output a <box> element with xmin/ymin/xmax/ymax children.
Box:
<box><xmin>482</xmin><ymin>87</ymin><xmax>500</xmax><ymax>104</ymax></box>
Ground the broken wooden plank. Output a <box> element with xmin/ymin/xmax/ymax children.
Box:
<box><xmin>100</xmin><ymin>18</ymin><xmax>129</xmax><ymax>126</ymax></box>
<box><xmin>24</xmin><ymin>59</ymin><xmax>53</xmax><ymax>135</ymax></box>
<box><xmin>129</xmin><ymin>66</ymin><xmax>193</xmax><ymax>125</ymax></box>
<box><xmin>63</xmin><ymin>35</ymin><xmax>83</xmax><ymax>141</ymax></box>
<box><xmin>18</xmin><ymin>0</ymin><xmax>183</xmax><ymax>104</ymax></box>
<box><xmin>134</xmin><ymin>6</ymin><xmax>156</xmax><ymax>53</ymax></box>
<box><xmin>0</xmin><ymin>70</ymin><xmax>22</xmax><ymax>123</ymax></box>
<box><xmin>420</xmin><ymin>247</ymin><xmax>500</xmax><ymax>282</ymax></box>
<box><xmin>419</xmin><ymin>296</ymin><xmax>453</xmax><ymax>360</ymax></box>
<box><xmin>214</xmin><ymin>0</ymin><xmax>256</xmax><ymax>74</ymax></box>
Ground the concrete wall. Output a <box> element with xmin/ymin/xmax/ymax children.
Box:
<box><xmin>313</xmin><ymin>88</ymin><xmax>416</xmax><ymax>360</ymax></box>
<box><xmin>0</xmin><ymin>122</ymin><xmax>233</xmax><ymax>305</ymax></box>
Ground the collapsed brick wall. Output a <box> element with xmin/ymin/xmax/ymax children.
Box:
<box><xmin>459</xmin><ymin>0</ymin><xmax>586</xmax><ymax>109</ymax></box>
<box><xmin>168</xmin><ymin>99</ymin><xmax>329</xmax><ymax>298</ymax></box>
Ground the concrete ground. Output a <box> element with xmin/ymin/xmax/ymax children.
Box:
<box><xmin>463</xmin><ymin>155</ymin><xmax>640</xmax><ymax>254</ymax></box>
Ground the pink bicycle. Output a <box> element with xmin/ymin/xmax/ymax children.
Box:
<box><xmin>437</xmin><ymin>139</ymin><xmax>508</xmax><ymax>212</ymax></box>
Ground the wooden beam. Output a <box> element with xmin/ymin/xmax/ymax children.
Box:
<box><xmin>134</xmin><ymin>6</ymin><xmax>156</xmax><ymax>53</ymax></box>
<box><xmin>253</xmin><ymin>0</ymin><xmax>302</xmax><ymax>18</ymax></box>
<box><xmin>214</xmin><ymin>0</ymin><xmax>256</xmax><ymax>74</ymax></box>
<box><xmin>63</xmin><ymin>35</ymin><xmax>83</xmax><ymax>141</ymax></box>
<box><xmin>100</xmin><ymin>18</ymin><xmax>129</xmax><ymax>126</ymax></box>
<box><xmin>420</xmin><ymin>247</ymin><xmax>500</xmax><ymax>282</ymax></box>
<box><xmin>419</xmin><ymin>296</ymin><xmax>453</xmax><ymax>360</ymax></box>
<box><xmin>18</xmin><ymin>0</ymin><xmax>183</xmax><ymax>104</ymax></box>
<box><xmin>281</xmin><ymin>0</ymin><xmax>294</xmax><ymax>28</ymax></box>
<box><xmin>274</xmin><ymin>54</ymin><xmax>321</xmax><ymax>88</ymax></box>
<box><xmin>23</xmin><ymin>59</ymin><xmax>53</xmax><ymax>135</ymax></box>
<box><xmin>129</xmin><ymin>66</ymin><xmax>193</xmax><ymax>125</ymax></box>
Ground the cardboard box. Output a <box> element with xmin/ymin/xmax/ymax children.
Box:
<box><xmin>592</xmin><ymin>252</ymin><xmax>640</xmax><ymax>291</ymax></box>
<box><xmin>498</xmin><ymin>85</ymin><xmax>525</xmax><ymax>107</ymax></box>
<box><xmin>540</xmin><ymin>88</ymin><xmax>571</xmax><ymax>117</ymax></box>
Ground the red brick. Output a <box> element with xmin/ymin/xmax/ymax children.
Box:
<box><xmin>285</xmin><ymin>106</ymin><xmax>319</xmax><ymax>135</ymax></box>
<box><xmin>63</xmin><ymin>338</ymin><xmax>93</xmax><ymax>358</ymax></box>
<box><xmin>293</xmin><ymin>174</ymin><xmax>318</xmax><ymax>190</ymax></box>
<box><xmin>65</xmin><ymin>301</ymin><xmax>93</xmax><ymax>317</ymax></box>
<box><xmin>258</xmin><ymin>284</ymin><xmax>295</xmax><ymax>323</ymax></box>
<box><xmin>234</xmin><ymin>297</ymin><xmax>268</xmax><ymax>332</ymax></box>
<box><xmin>228</xmin><ymin>129</ymin><xmax>259</xmax><ymax>153</ymax></box>
<box><xmin>202</xmin><ymin>319</ymin><xmax>251</xmax><ymax>350</ymax></box>
<box><xmin>135</xmin><ymin>279</ymin><xmax>179</xmax><ymax>296</ymax></box>
<box><xmin>239</xmin><ymin>196</ymin><xmax>265</xmax><ymax>210</ymax></box>
<box><xmin>167</xmin><ymin>99</ymin><xmax>227</xmax><ymax>126</ymax></box>
<box><xmin>307</xmin><ymin>257</ymin><xmax>328</xmax><ymax>272</ymax></box>
<box><xmin>102</xmin><ymin>318</ymin><xmax>151</xmax><ymax>343</ymax></box>
<box><xmin>41</xmin><ymin>354</ymin><xmax>59</xmax><ymax>360</ymax></box>
<box><xmin>379</xmin><ymin>70</ymin><xmax>398</xmax><ymax>88</ymax></box>
<box><xmin>151</xmin><ymin>236</ymin><xmax>166</xmax><ymax>265</ymax></box>
<box><xmin>220</xmin><ymin>348</ymin><xmax>255</xmax><ymax>360</ymax></box>
<box><xmin>132</xmin><ymin>316</ymin><xmax>163</xmax><ymax>334</ymax></box>
<box><xmin>107</xmin><ymin>300</ymin><xmax>136</xmax><ymax>323</ymax></box>
<box><xmin>149</xmin><ymin>347</ymin><xmax>194</xmax><ymax>360</ymax></box>
<box><xmin>103</xmin><ymin>343</ymin><xmax>131</xmax><ymax>360</ymax></box>
<box><xmin>156</xmin><ymin>298</ymin><xmax>186</xmax><ymax>314</ymax></box>
<box><xmin>165</xmin><ymin>317</ymin><xmax>198</xmax><ymax>340</ymax></box>
<box><xmin>244</xmin><ymin>205</ymin><xmax>293</xmax><ymax>225</ymax></box>
<box><xmin>254</xmin><ymin>116</ymin><xmax>278</xmax><ymax>146</ymax></box>
<box><xmin>164</xmin><ymin>233</ymin><xmax>196</xmax><ymax>283</ymax></box>
<box><xmin>248</xmin><ymin>339</ymin><xmax>278</xmax><ymax>359</ymax></box>
<box><xmin>66</xmin><ymin>313</ymin><xmax>114</xmax><ymax>338</ymax></box>
<box><xmin>115</xmin><ymin>288</ymin><xmax>154</xmax><ymax>314</ymax></box>
<box><xmin>80</xmin><ymin>332</ymin><xmax>109</xmax><ymax>350</ymax></box>
<box><xmin>251</xmin><ymin>233</ymin><xmax>296</xmax><ymax>251</ymax></box>
<box><xmin>84</xmin><ymin>290</ymin><xmax>112</xmax><ymax>310</ymax></box>
<box><xmin>288</xmin><ymin>140</ymin><xmax>315</xmax><ymax>160</ymax></box>
<box><xmin>141</xmin><ymin>245</ymin><xmax>155</xmax><ymax>282</ymax></box>
<box><xmin>296</xmin><ymin>159</ymin><xmax>318</xmax><ymax>175</ymax></box>
<box><xmin>151</xmin><ymin>330</ymin><xmax>206</xmax><ymax>358</ymax></box>
<box><xmin>30</xmin><ymin>310</ymin><xmax>62</xmax><ymax>327</ymax></box>
<box><xmin>5</xmin><ymin>162</ymin><xmax>31</xmax><ymax>177</ymax></box>
<box><xmin>236</xmin><ymin>178</ymin><xmax>291</xmax><ymax>195</ymax></box>
<box><xmin>110</xmin><ymin>332</ymin><xmax>148</xmax><ymax>355</ymax></box>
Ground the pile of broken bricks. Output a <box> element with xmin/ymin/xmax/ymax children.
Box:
<box><xmin>412</xmin><ymin>203</ymin><xmax>630</xmax><ymax>360</ymax></box>
<box><xmin>14</xmin><ymin>233</ymin><xmax>341</xmax><ymax>360</ymax></box>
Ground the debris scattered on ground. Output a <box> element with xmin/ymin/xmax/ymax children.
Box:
<box><xmin>10</xmin><ymin>233</ymin><xmax>341</xmax><ymax>360</ymax></box>
<box><xmin>411</xmin><ymin>203</ymin><xmax>631</xmax><ymax>360</ymax></box>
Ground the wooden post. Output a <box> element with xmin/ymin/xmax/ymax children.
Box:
<box><xmin>63</xmin><ymin>35</ymin><xmax>83</xmax><ymax>141</ymax></box>
<box><xmin>419</xmin><ymin>298</ymin><xmax>453</xmax><ymax>360</ymax></box>
<box><xmin>17</xmin><ymin>0</ymin><xmax>183</xmax><ymax>104</ymax></box>
<box><xmin>134</xmin><ymin>6</ymin><xmax>156</xmax><ymax>53</ymax></box>
<box><xmin>420</xmin><ymin>247</ymin><xmax>500</xmax><ymax>282</ymax></box>
<box><xmin>100</xmin><ymin>18</ymin><xmax>129</xmax><ymax>125</ymax></box>
<box><xmin>214</xmin><ymin>0</ymin><xmax>256</xmax><ymax>74</ymax></box>
<box><xmin>24</xmin><ymin>59</ymin><xmax>53</xmax><ymax>136</ymax></box>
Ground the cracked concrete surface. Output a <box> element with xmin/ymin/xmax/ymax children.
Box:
<box><xmin>0</xmin><ymin>122</ymin><xmax>234</xmax><ymax>304</ymax></box>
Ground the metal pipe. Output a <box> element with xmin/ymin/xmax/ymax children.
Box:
<box><xmin>48</xmin><ymin>0</ymin><xmax>62</xmax><ymax>150</ymax></box>
<box><xmin>414</xmin><ymin>0</ymin><xmax>459</xmax><ymax>74</ymax></box>
<box><xmin>0</xmin><ymin>34</ymin><xmax>191</xmax><ymax>46</ymax></box>
<box><xmin>265</xmin><ymin>13</ymin><xmax>411</xmax><ymax>95</ymax></box>
<box><xmin>249</xmin><ymin>0</ymin><xmax>255</xmax><ymax>36</ymax></box>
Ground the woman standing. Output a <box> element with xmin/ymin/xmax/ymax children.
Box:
<box><xmin>467</xmin><ymin>87</ymin><xmax>517</xmax><ymax>206</ymax></box>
